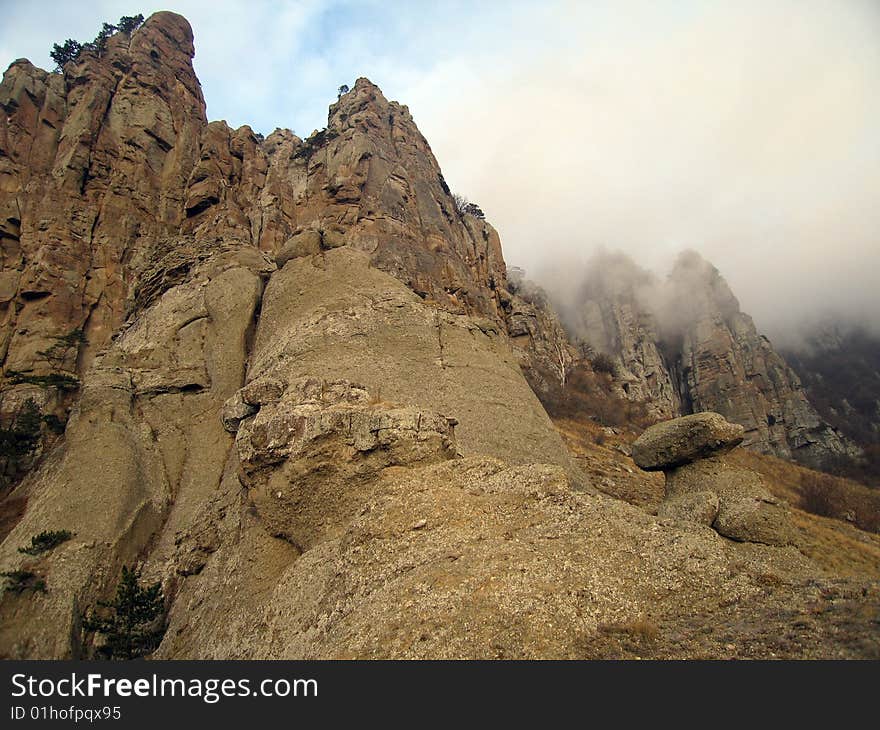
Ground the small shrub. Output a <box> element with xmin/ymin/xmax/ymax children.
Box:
<box><xmin>599</xmin><ymin>615</ymin><xmax>659</xmax><ymax>641</ymax></box>
<box><xmin>590</xmin><ymin>352</ymin><xmax>618</xmax><ymax>377</ymax></box>
<box><xmin>41</xmin><ymin>413</ymin><xmax>67</xmax><ymax>434</ymax></box>
<box><xmin>452</xmin><ymin>193</ymin><xmax>469</xmax><ymax>214</ymax></box>
<box><xmin>450</xmin><ymin>193</ymin><xmax>486</xmax><ymax>219</ymax></box>
<box><xmin>799</xmin><ymin>472</ymin><xmax>837</xmax><ymax>518</ymax></box>
<box><xmin>6</xmin><ymin>371</ymin><xmax>80</xmax><ymax>391</ymax></box>
<box><xmin>463</xmin><ymin>202</ymin><xmax>485</xmax><ymax>219</ymax></box>
<box><xmin>1</xmin><ymin>569</ymin><xmax>47</xmax><ymax>594</ymax></box>
<box><xmin>49</xmin><ymin>39</ymin><xmax>83</xmax><ymax>70</ymax></box>
<box><xmin>49</xmin><ymin>13</ymin><xmax>144</xmax><ymax>71</ymax></box>
<box><xmin>798</xmin><ymin>470</ymin><xmax>880</xmax><ymax>533</ymax></box>
<box><xmin>37</xmin><ymin>329</ymin><xmax>87</xmax><ymax>370</ymax></box>
<box><xmin>18</xmin><ymin>530</ymin><xmax>75</xmax><ymax>556</ymax></box>
<box><xmin>83</xmin><ymin>565</ymin><xmax>165</xmax><ymax>660</ymax></box>
<box><xmin>0</xmin><ymin>398</ymin><xmax>43</xmax><ymax>486</ymax></box>
<box><xmin>529</xmin><ymin>364</ymin><xmax>653</xmax><ymax>431</ymax></box>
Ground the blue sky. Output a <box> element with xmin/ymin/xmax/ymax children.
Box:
<box><xmin>2</xmin><ymin>1</ymin><xmax>879</xmax><ymax>340</ymax></box>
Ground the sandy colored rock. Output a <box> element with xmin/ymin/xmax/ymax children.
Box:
<box><xmin>632</xmin><ymin>412</ymin><xmax>744</xmax><ymax>471</ymax></box>
<box><xmin>247</xmin><ymin>247</ymin><xmax>585</xmax><ymax>483</ymax></box>
<box><xmin>0</xmin><ymin>13</ymin><xmax>875</xmax><ymax>662</ymax></box>
<box><xmin>275</xmin><ymin>230</ymin><xmax>322</xmax><ymax>267</ymax></box>
<box><xmin>665</xmin><ymin>456</ymin><xmax>793</xmax><ymax>546</ymax></box>
<box><xmin>657</xmin><ymin>490</ymin><xmax>720</xmax><ymax>526</ymax></box>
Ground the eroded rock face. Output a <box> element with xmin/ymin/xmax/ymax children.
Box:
<box><xmin>229</xmin><ymin>375</ymin><xmax>458</xmax><ymax>549</ymax></box>
<box><xmin>0</xmin><ymin>15</ymin><xmax>506</xmax><ymax>488</ymax></box>
<box><xmin>567</xmin><ymin>251</ymin><xmax>858</xmax><ymax>468</ymax></box>
<box><xmin>179</xmin><ymin>77</ymin><xmax>508</xmax><ymax>322</ymax></box>
<box><xmin>634</xmin><ymin>413</ymin><xmax>793</xmax><ymax>546</ymax></box>
<box><xmin>501</xmin><ymin>269</ymin><xmax>580</xmax><ymax>394</ymax></box>
<box><xmin>0</xmin><ymin>243</ymin><xmax>269</xmax><ymax>657</ymax></box>
<box><xmin>668</xmin><ymin>252</ymin><xmax>858</xmax><ymax>469</ymax></box>
<box><xmin>566</xmin><ymin>254</ymin><xmax>681</xmax><ymax>419</ymax></box>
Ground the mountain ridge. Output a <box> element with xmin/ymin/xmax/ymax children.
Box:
<box><xmin>0</xmin><ymin>11</ymin><xmax>877</xmax><ymax>660</ymax></box>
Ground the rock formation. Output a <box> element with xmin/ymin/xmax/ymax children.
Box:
<box><xmin>502</xmin><ymin>267</ymin><xmax>581</xmax><ymax>394</ymax></box>
<box><xmin>782</xmin><ymin>322</ymin><xmax>880</xmax><ymax>467</ymax></box>
<box><xmin>633</xmin><ymin>412</ymin><xmax>793</xmax><ymax>545</ymax></box>
<box><xmin>565</xmin><ymin>253</ymin><xmax>680</xmax><ymax>418</ymax></box>
<box><xmin>0</xmin><ymin>13</ymin><xmax>507</xmax><ymax>473</ymax></box>
<box><xmin>567</xmin><ymin>250</ymin><xmax>857</xmax><ymax>469</ymax></box>
<box><xmin>0</xmin><ymin>13</ymin><xmax>877</xmax><ymax>660</ymax></box>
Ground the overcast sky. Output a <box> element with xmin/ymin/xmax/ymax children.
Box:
<box><xmin>1</xmin><ymin>0</ymin><xmax>878</xmax><ymax>344</ymax></box>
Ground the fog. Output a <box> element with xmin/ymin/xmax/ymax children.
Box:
<box><xmin>396</xmin><ymin>0</ymin><xmax>880</xmax><ymax>348</ymax></box>
<box><xmin>1</xmin><ymin>1</ymin><xmax>878</xmax><ymax>348</ymax></box>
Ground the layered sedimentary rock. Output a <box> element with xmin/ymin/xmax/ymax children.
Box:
<box><xmin>567</xmin><ymin>251</ymin><xmax>856</xmax><ymax>468</ymax></box>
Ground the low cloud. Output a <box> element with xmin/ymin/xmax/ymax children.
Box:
<box><xmin>2</xmin><ymin>1</ymin><xmax>878</xmax><ymax>345</ymax></box>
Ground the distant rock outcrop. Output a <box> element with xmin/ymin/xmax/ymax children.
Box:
<box><xmin>567</xmin><ymin>250</ymin><xmax>858</xmax><ymax>469</ymax></box>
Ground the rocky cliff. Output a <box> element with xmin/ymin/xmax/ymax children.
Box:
<box><xmin>566</xmin><ymin>251</ymin><xmax>857</xmax><ymax>469</ymax></box>
<box><xmin>1</xmin><ymin>13</ymin><xmax>877</xmax><ymax>660</ymax></box>
<box><xmin>0</xmin><ymin>13</ymin><xmax>507</xmax><ymax>449</ymax></box>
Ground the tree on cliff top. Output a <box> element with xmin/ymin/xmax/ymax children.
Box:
<box><xmin>50</xmin><ymin>13</ymin><xmax>144</xmax><ymax>72</ymax></box>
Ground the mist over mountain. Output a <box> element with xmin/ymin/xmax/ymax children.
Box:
<box><xmin>406</xmin><ymin>0</ymin><xmax>880</xmax><ymax>347</ymax></box>
<box><xmin>2</xmin><ymin>1</ymin><xmax>877</xmax><ymax>344</ymax></box>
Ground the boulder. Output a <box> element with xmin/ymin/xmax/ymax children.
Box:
<box><xmin>664</xmin><ymin>456</ymin><xmax>793</xmax><ymax>546</ymax></box>
<box><xmin>657</xmin><ymin>490</ymin><xmax>720</xmax><ymax>526</ymax></box>
<box><xmin>633</xmin><ymin>415</ymin><xmax>793</xmax><ymax>546</ymax></box>
<box><xmin>631</xmin><ymin>412</ymin><xmax>744</xmax><ymax>471</ymax></box>
<box><xmin>275</xmin><ymin>230</ymin><xmax>322</xmax><ymax>267</ymax></box>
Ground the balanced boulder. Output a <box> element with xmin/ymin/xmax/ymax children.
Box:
<box><xmin>633</xmin><ymin>412</ymin><xmax>792</xmax><ymax>546</ymax></box>
<box><xmin>631</xmin><ymin>412</ymin><xmax>744</xmax><ymax>470</ymax></box>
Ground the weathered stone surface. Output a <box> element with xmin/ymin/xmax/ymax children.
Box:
<box><xmin>657</xmin><ymin>490</ymin><xmax>720</xmax><ymax>526</ymax></box>
<box><xmin>0</xmin><ymin>12</ymin><xmax>206</xmax><ymax>386</ymax></box>
<box><xmin>233</xmin><ymin>376</ymin><xmax>458</xmax><ymax>549</ymax></box>
<box><xmin>632</xmin><ymin>412</ymin><xmax>744</xmax><ymax>470</ymax></box>
<box><xmin>668</xmin><ymin>252</ymin><xmax>858</xmax><ymax>468</ymax></box>
<box><xmin>664</xmin><ymin>456</ymin><xmax>793</xmax><ymax>546</ymax></box>
<box><xmin>0</xmin><ymin>17</ymin><xmax>508</xmax><ymax>486</ymax></box>
<box><xmin>154</xmin><ymin>454</ymin><xmax>843</xmax><ymax>659</ymax></box>
<box><xmin>0</xmin><ymin>13</ymin><xmax>874</xmax><ymax>663</ymax></box>
<box><xmin>246</xmin><ymin>247</ymin><xmax>584</xmax><ymax>483</ymax></box>
<box><xmin>632</xmin><ymin>411</ymin><xmax>794</xmax><ymax>547</ymax></box>
<box><xmin>713</xmin><ymin>492</ymin><xmax>792</xmax><ymax>546</ymax></box>
<box><xmin>632</xmin><ymin>412</ymin><xmax>793</xmax><ymax>546</ymax></box>
<box><xmin>275</xmin><ymin>230</ymin><xmax>322</xmax><ymax>267</ymax></box>
<box><xmin>0</xmin><ymin>244</ymin><xmax>267</xmax><ymax>657</ymax></box>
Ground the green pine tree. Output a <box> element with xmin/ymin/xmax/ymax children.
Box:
<box><xmin>83</xmin><ymin>566</ymin><xmax>165</xmax><ymax>660</ymax></box>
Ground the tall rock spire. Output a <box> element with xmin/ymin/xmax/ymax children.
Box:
<box><xmin>569</xmin><ymin>250</ymin><xmax>858</xmax><ymax>468</ymax></box>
